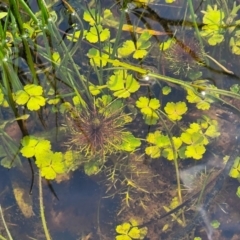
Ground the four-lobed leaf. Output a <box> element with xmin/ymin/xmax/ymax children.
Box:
<box><xmin>15</xmin><ymin>84</ymin><xmax>46</xmax><ymax>111</ymax></box>
<box><xmin>164</xmin><ymin>102</ymin><xmax>187</xmax><ymax>121</ymax></box>
<box><xmin>107</xmin><ymin>70</ymin><xmax>140</xmax><ymax>98</ymax></box>
<box><xmin>118</xmin><ymin>32</ymin><xmax>151</xmax><ymax>59</ymax></box>
<box><xmin>136</xmin><ymin>97</ymin><xmax>160</xmax><ymax>125</ymax></box>
<box><xmin>86</xmin><ymin>25</ymin><xmax>110</xmax><ymax>43</ymax></box>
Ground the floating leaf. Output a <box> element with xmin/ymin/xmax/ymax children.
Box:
<box><xmin>164</xmin><ymin>102</ymin><xmax>187</xmax><ymax>121</ymax></box>
<box><xmin>15</xmin><ymin>84</ymin><xmax>46</xmax><ymax>111</ymax></box>
<box><xmin>118</xmin><ymin>32</ymin><xmax>151</xmax><ymax>59</ymax></box>
<box><xmin>136</xmin><ymin>97</ymin><xmax>160</xmax><ymax>125</ymax></box>
<box><xmin>86</xmin><ymin>25</ymin><xmax>110</xmax><ymax>43</ymax></box>
<box><xmin>107</xmin><ymin>70</ymin><xmax>140</xmax><ymax>98</ymax></box>
<box><xmin>116</xmin><ymin>222</ymin><xmax>131</xmax><ymax>235</ymax></box>
<box><xmin>200</xmin><ymin>5</ymin><xmax>225</xmax><ymax>46</ymax></box>
<box><xmin>87</xmin><ymin>47</ymin><xmax>111</xmax><ymax>67</ymax></box>
<box><xmin>84</xmin><ymin>161</ymin><xmax>100</xmax><ymax>176</ymax></box>
<box><xmin>162</xmin><ymin>86</ymin><xmax>171</xmax><ymax>95</ymax></box>
<box><xmin>121</xmin><ymin>132</ymin><xmax>141</xmax><ymax>152</ymax></box>
<box><xmin>236</xmin><ymin>186</ymin><xmax>240</xmax><ymax>198</ymax></box>
<box><xmin>20</xmin><ymin>136</ymin><xmax>51</xmax><ymax>158</ymax></box>
<box><xmin>185</xmin><ymin>144</ymin><xmax>206</xmax><ymax>160</ymax></box>
<box><xmin>83</xmin><ymin>9</ymin><xmax>101</xmax><ymax>25</ymax></box>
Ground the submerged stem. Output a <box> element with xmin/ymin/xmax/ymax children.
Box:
<box><xmin>39</xmin><ymin>173</ymin><xmax>52</xmax><ymax>240</ymax></box>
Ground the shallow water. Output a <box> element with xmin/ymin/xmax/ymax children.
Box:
<box><xmin>1</xmin><ymin>0</ymin><xmax>240</xmax><ymax>239</ymax></box>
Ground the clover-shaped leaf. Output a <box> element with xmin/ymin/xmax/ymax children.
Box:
<box><xmin>202</xmin><ymin>5</ymin><xmax>225</xmax><ymax>25</ymax></box>
<box><xmin>136</xmin><ymin>97</ymin><xmax>160</xmax><ymax>125</ymax></box>
<box><xmin>87</xmin><ymin>47</ymin><xmax>111</xmax><ymax>67</ymax></box>
<box><xmin>145</xmin><ymin>145</ymin><xmax>160</xmax><ymax>158</ymax></box>
<box><xmin>20</xmin><ymin>136</ymin><xmax>51</xmax><ymax>158</ymax></box>
<box><xmin>36</xmin><ymin>151</ymin><xmax>66</xmax><ymax>180</ymax></box>
<box><xmin>83</xmin><ymin>9</ymin><xmax>101</xmax><ymax>25</ymax></box>
<box><xmin>185</xmin><ymin>144</ymin><xmax>206</xmax><ymax>160</ymax></box>
<box><xmin>186</xmin><ymin>88</ymin><xmax>211</xmax><ymax>110</ymax></box>
<box><xmin>200</xmin><ymin>5</ymin><xmax>225</xmax><ymax>46</ymax></box>
<box><xmin>118</xmin><ymin>32</ymin><xmax>151</xmax><ymax>59</ymax></box>
<box><xmin>86</xmin><ymin>25</ymin><xmax>110</xmax><ymax>43</ymax></box>
<box><xmin>162</xmin><ymin>137</ymin><xmax>182</xmax><ymax>160</ymax></box>
<box><xmin>15</xmin><ymin>84</ymin><xmax>46</xmax><ymax>111</ymax></box>
<box><xmin>229</xmin><ymin>157</ymin><xmax>240</xmax><ymax>178</ymax></box>
<box><xmin>116</xmin><ymin>220</ymin><xmax>147</xmax><ymax>240</ymax></box>
<box><xmin>107</xmin><ymin>70</ymin><xmax>140</xmax><ymax>98</ymax></box>
<box><xmin>116</xmin><ymin>222</ymin><xmax>131</xmax><ymax>235</ymax></box>
<box><xmin>164</xmin><ymin>102</ymin><xmax>187</xmax><ymax>121</ymax></box>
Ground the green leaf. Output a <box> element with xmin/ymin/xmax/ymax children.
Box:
<box><xmin>86</xmin><ymin>25</ymin><xmax>110</xmax><ymax>43</ymax></box>
<box><xmin>0</xmin><ymin>12</ymin><xmax>7</xmax><ymax>19</ymax></box>
<box><xmin>118</xmin><ymin>32</ymin><xmax>151</xmax><ymax>59</ymax></box>
<box><xmin>118</xmin><ymin>40</ymin><xmax>135</xmax><ymax>58</ymax></box>
<box><xmin>145</xmin><ymin>146</ymin><xmax>160</xmax><ymax>158</ymax></box>
<box><xmin>87</xmin><ymin>47</ymin><xmax>111</xmax><ymax>67</ymax></box>
<box><xmin>200</xmin><ymin>5</ymin><xmax>225</xmax><ymax>46</ymax></box>
<box><xmin>66</xmin><ymin>30</ymin><xmax>87</xmax><ymax>42</ymax></box>
<box><xmin>211</xmin><ymin>220</ymin><xmax>220</xmax><ymax>229</ymax></box>
<box><xmin>202</xmin><ymin>5</ymin><xmax>225</xmax><ymax>25</ymax></box>
<box><xmin>164</xmin><ymin>102</ymin><xmax>187</xmax><ymax>121</ymax></box>
<box><xmin>229</xmin><ymin>157</ymin><xmax>240</xmax><ymax>178</ymax></box>
<box><xmin>121</xmin><ymin>132</ymin><xmax>141</xmax><ymax>152</ymax></box>
<box><xmin>116</xmin><ymin>236</ymin><xmax>131</xmax><ymax>240</ymax></box>
<box><xmin>136</xmin><ymin>97</ymin><xmax>160</xmax><ymax>125</ymax></box>
<box><xmin>84</xmin><ymin>161</ymin><xmax>100</xmax><ymax>176</ymax></box>
<box><xmin>128</xmin><ymin>227</ymin><xmax>141</xmax><ymax>239</ymax></box>
<box><xmin>162</xmin><ymin>86</ymin><xmax>171</xmax><ymax>95</ymax></box>
<box><xmin>185</xmin><ymin>144</ymin><xmax>206</xmax><ymax>160</ymax></box>
<box><xmin>83</xmin><ymin>9</ymin><xmax>101</xmax><ymax>25</ymax></box>
<box><xmin>107</xmin><ymin>70</ymin><xmax>140</xmax><ymax>98</ymax></box>
<box><xmin>236</xmin><ymin>186</ymin><xmax>240</xmax><ymax>198</ymax></box>
<box><xmin>15</xmin><ymin>90</ymin><xmax>29</xmax><ymax>105</ymax></box>
<box><xmin>15</xmin><ymin>84</ymin><xmax>46</xmax><ymax>111</ymax></box>
<box><xmin>39</xmin><ymin>151</ymin><xmax>66</xmax><ymax>180</ymax></box>
<box><xmin>20</xmin><ymin>136</ymin><xmax>51</xmax><ymax>158</ymax></box>
<box><xmin>116</xmin><ymin>222</ymin><xmax>131</xmax><ymax>235</ymax></box>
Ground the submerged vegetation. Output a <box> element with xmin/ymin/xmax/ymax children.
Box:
<box><xmin>1</xmin><ymin>0</ymin><xmax>240</xmax><ymax>239</ymax></box>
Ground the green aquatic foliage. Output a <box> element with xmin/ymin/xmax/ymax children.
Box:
<box><xmin>20</xmin><ymin>135</ymin><xmax>78</xmax><ymax>179</ymax></box>
<box><xmin>88</xmin><ymin>46</ymin><xmax>112</xmax><ymax>67</ymax></box>
<box><xmin>229</xmin><ymin>156</ymin><xmax>240</xmax><ymax>179</ymax></box>
<box><xmin>136</xmin><ymin>96</ymin><xmax>160</xmax><ymax>125</ymax></box>
<box><xmin>200</xmin><ymin>5</ymin><xmax>225</xmax><ymax>45</ymax></box>
<box><xmin>15</xmin><ymin>84</ymin><xmax>46</xmax><ymax>111</ymax></box>
<box><xmin>186</xmin><ymin>80</ymin><xmax>219</xmax><ymax>110</ymax></box>
<box><xmin>118</xmin><ymin>32</ymin><xmax>152</xmax><ymax>59</ymax></box>
<box><xmin>107</xmin><ymin>70</ymin><xmax>140</xmax><ymax>98</ymax></box>
<box><xmin>0</xmin><ymin>88</ymin><xmax>8</xmax><ymax>107</ymax></box>
<box><xmin>145</xmin><ymin>131</ymin><xmax>182</xmax><ymax>159</ymax></box>
<box><xmin>164</xmin><ymin>101</ymin><xmax>188</xmax><ymax>121</ymax></box>
<box><xmin>115</xmin><ymin>219</ymin><xmax>147</xmax><ymax>240</ymax></box>
<box><xmin>145</xmin><ymin>117</ymin><xmax>220</xmax><ymax>160</ymax></box>
<box><xmin>211</xmin><ymin>220</ymin><xmax>220</xmax><ymax>229</ymax></box>
<box><xmin>162</xmin><ymin>86</ymin><xmax>171</xmax><ymax>95</ymax></box>
<box><xmin>236</xmin><ymin>186</ymin><xmax>240</xmax><ymax>198</ymax></box>
<box><xmin>68</xmin><ymin>95</ymin><xmax>141</xmax><ymax>157</ymax></box>
<box><xmin>85</xmin><ymin>24</ymin><xmax>110</xmax><ymax>43</ymax></box>
<box><xmin>83</xmin><ymin>9</ymin><xmax>102</xmax><ymax>26</ymax></box>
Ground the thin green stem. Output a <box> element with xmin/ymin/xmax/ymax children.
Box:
<box><xmin>39</xmin><ymin>173</ymin><xmax>52</xmax><ymax>240</ymax></box>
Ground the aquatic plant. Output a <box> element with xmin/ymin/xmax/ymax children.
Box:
<box><xmin>67</xmin><ymin>95</ymin><xmax>140</xmax><ymax>158</ymax></box>
<box><xmin>163</xmin><ymin>37</ymin><xmax>205</xmax><ymax>75</ymax></box>
<box><xmin>115</xmin><ymin>219</ymin><xmax>147</xmax><ymax>240</ymax></box>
